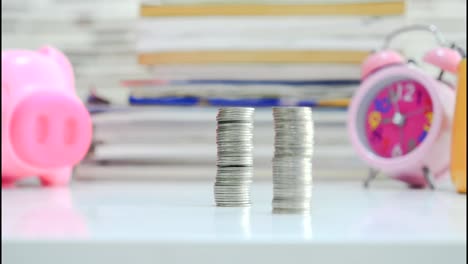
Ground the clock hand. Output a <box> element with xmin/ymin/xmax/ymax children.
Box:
<box><xmin>382</xmin><ymin>117</ymin><xmax>393</xmax><ymax>124</ymax></box>
<box><xmin>389</xmin><ymin>89</ymin><xmax>401</xmax><ymax>113</ymax></box>
<box><xmin>404</xmin><ymin>107</ymin><xmax>428</xmax><ymax>118</ymax></box>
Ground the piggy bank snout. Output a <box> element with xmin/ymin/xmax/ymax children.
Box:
<box><xmin>9</xmin><ymin>92</ymin><xmax>92</xmax><ymax>168</ymax></box>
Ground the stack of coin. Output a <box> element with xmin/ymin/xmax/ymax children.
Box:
<box><xmin>272</xmin><ymin>107</ymin><xmax>314</xmax><ymax>214</ymax></box>
<box><xmin>215</xmin><ymin>107</ymin><xmax>255</xmax><ymax>207</ymax></box>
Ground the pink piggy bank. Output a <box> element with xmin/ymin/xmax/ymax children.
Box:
<box><xmin>2</xmin><ymin>46</ymin><xmax>92</xmax><ymax>187</ymax></box>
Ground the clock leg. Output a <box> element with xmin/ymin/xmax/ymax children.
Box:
<box><xmin>363</xmin><ymin>168</ymin><xmax>379</xmax><ymax>188</ymax></box>
<box><xmin>422</xmin><ymin>166</ymin><xmax>435</xmax><ymax>190</ymax></box>
<box><xmin>437</xmin><ymin>70</ymin><xmax>445</xmax><ymax>81</ymax></box>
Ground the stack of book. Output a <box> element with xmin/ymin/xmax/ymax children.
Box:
<box><xmin>1</xmin><ymin>0</ymin><xmax>149</xmax><ymax>103</ymax></box>
<box><xmin>75</xmin><ymin>107</ymin><xmax>367</xmax><ymax>181</ymax></box>
<box><xmin>131</xmin><ymin>0</ymin><xmax>406</xmax><ymax>107</ymax></box>
<box><xmin>121</xmin><ymin>79</ymin><xmax>358</xmax><ymax>107</ymax></box>
<box><xmin>3</xmin><ymin>0</ymin><xmax>465</xmax><ymax>105</ymax></box>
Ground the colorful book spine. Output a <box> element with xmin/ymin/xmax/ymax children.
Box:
<box><xmin>140</xmin><ymin>1</ymin><xmax>405</xmax><ymax>17</ymax></box>
<box><xmin>121</xmin><ymin>79</ymin><xmax>361</xmax><ymax>87</ymax></box>
<box><xmin>128</xmin><ymin>95</ymin><xmax>350</xmax><ymax>107</ymax></box>
<box><xmin>138</xmin><ymin>50</ymin><xmax>370</xmax><ymax>65</ymax></box>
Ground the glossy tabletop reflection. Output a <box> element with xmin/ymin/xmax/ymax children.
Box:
<box><xmin>2</xmin><ymin>181</ymin><xmax>466</xmax><ymax>264</ymax></box>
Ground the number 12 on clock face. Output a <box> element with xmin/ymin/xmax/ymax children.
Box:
<box><xmin>364</xmin><ymin>79</ymin><xmax>434</xmax><ymax>158</ymax></box>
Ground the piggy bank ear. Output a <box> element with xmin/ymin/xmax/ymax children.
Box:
<box><xmin>38</xmin><ymin>46</ymin><xmax>75</xmax><ymax>89</ymax></box>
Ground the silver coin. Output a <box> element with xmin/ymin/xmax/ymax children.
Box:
<box><xmin>215</xmin><ymin>196</ymin><xmax>251</xmax><ymax>200</ymax></box>
<box><xmin>215</xmin><ymin>191</ymin><xmax>251</xmax><ymax>195</ymax></box>
<box><xmin>217</xmin><ymin>162</ymin><xmax>253</xmax><ymax>167</ymax></box>
<box><xmin>216</xmin><ymin>170</ymin><xmax>253</xmax><ymax>174</ymax></box>
<box><xmin>215</xmin><ymin>201</ymin><xmax>251</xmax><ymax>204</ymax></box>
<box><xmin>216</xmin><ymin>178</ymin><xmax>252</xmax><ymax>183</ymax></box>
<box><xmin>217</xmin><ymin>161</ymin><xmax>253</xmax><ymax>166</ymax></box>
<box><xmin>214</xmin><ymin>192</ymin><xmax>250</xmax><ymax>196</ymax></box>
<box><xmin>215</xmin><ymin>198</ymin><xmax>251</xmax><ymax>202</ymax></box>
<box><xmin>214</xmin><ymin>188</ymin><xmax>251</xmax><ymax>192</ymax></box>
<box><xmin>215</xmin><ymin>183</ymin><xmax>252</xmax><ymax>187</ymax></box>
<box><xmin>216</xmin><ymin>171</ymin><xmax>253</xmax><ymax>176</ymax></box>
<box><xmin>215</xmin><ymin>202</ymin><xmax>251</xmax><ymax>205</ymax></box>
<box><xmin>216</xmin><ymin>202</ymin><xmax>251</xmax><ymax>205</ymax></box>
<box><xmin>215</xmin><ymin>107</ymin><xmax>255</xmax><ymax>207</ymax></box>
<box><xmin>214</xmin><ymin>195</ymin><xmax>250</xmax><ymax>199</ymax></box>
<box><xmin>217</xmin><ymin>149</ymin><xmax>253</xmax><ymax>154</ymax></box>
<box><xmin>272</xmin><ymin>107</ymin><xmax>314</xmax><ymax>214</ymax></box>
<box><xmin>214</xmin><ymin>191</ymin><xmax>251</xmax><ymax>195</ymax></box>
<box><xmin>216</xmin><ymin>172</ymin><xmax>252</xmax><ymax>176</ymax></box>
<box><xmin>216</xmin><ymin>203</ymin><xmax>251</xmax><ymax>207</ymax></box>
<box><xmin>215</xmin><ymin>175</ymin><xmax>252</xmax><ymax>181</ymax></box>
<box><xmin>215</xmin><ymin>195</ymin><xmax>250</xmax><ymax>199</ymax></box>
<box><xmin>214</xmin><ymin>186</ymin><xmax>251</xmax><ymax>191</ymax></box>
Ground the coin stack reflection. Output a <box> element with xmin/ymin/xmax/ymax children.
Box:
<box><xmin>215</xmin><ymin>108</ymin><xmax>255</xmax><ymax>207</ymax></box>
<box><xmin>272</xmin><ymin>107</ymin><xmax>314</xmax><ymax>214</ymax></box>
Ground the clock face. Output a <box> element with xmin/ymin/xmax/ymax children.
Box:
<box><xmin>364</xmin><ymin>79</ymin><xmax>433</xmax><ymax>158</ymax></box>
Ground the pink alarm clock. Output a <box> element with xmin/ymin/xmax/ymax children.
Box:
<box><xmin>348</xmin><ymin>25</ymin><xmax>463</xmax><ymax>189</ymax></box>
<box><xmin>2</xmin><ymin>46</ymin><xmax>92</xmax><ymax>187</ymax></box>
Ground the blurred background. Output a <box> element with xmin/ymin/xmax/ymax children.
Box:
<box><xmin>2</xmin><ymin>0</ymin><xmax>466</xmax><ymax>103</ymax></box>
<box><xmin>1</xmin><ymin>0</ymin><xmax>466</xmax><ymax>182</ymax></box>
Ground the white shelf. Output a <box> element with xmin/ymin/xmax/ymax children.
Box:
<box><xmin>2</xmin><ymin>181</ymin><xmax>466</xmax><ymax>264</ymax></box>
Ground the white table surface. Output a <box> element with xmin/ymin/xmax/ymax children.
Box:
<box><xmin>2</xmin><ymin>181</ymin><xmax>467</xmax><ymax>264</ymax></box>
